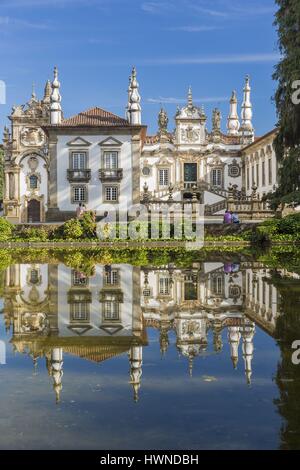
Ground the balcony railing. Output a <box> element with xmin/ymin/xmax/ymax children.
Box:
<box><xmin>99</xmin><ymin>168</ymin><xmax>123</xmax><ymax>181</ymax></box>
<box><xmin>184</xmin><ymin>182</ymin><xmax>197</xmax><ymax>189</ymax></box>
<box><xmin>67</xmin><ymin>169</ymin><xmax>91</xmax><ymax>182</ymax></box>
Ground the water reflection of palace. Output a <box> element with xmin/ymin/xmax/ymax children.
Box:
<box><xmin>1</xmin><ymin>262</ymin><xmax>285</xmax><ymax>402</ymax></box>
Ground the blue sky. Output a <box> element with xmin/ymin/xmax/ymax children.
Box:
<box><xmin>0</xmin><ymin>0</ymin><xmax>279</xmax><ymax>135</ymax></box>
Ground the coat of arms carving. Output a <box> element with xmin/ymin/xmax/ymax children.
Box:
<box><xmin>21</xmin><ymin>127</ymin><xmax>46</xmax><ymax>147</ymax></box>
<box><xmin>181</xmin><ymin>125</ymin><xmax>200</xmax><ymax>143</ymax></box>
<box><xmin>182</xmin><ymin>320</ymin><xmax>201</xmax><ymax>337</ymax></box>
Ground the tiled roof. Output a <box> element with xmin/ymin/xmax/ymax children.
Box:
<box><xmin>63</xmin><ymin>344</ymin><xmax>130</xmax><ymax>363</ymax></box>
<box><xmin>55</xmin><ymin>107</ymin><xmax>130</xmax><ymax>127</ymax></box>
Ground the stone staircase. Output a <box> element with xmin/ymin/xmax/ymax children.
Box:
<box><xmin>150</xmin><ymin>181</ymin><xmax>228</xmax><ymax>215</ymax></box>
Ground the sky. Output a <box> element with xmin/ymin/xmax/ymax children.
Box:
<box><xmin>0</xmin><ymin>0</ymin><xmax>279</xmax><ymax>136</ymax></box>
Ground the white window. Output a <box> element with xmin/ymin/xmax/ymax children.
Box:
<box><xmin>103</xmin><ymin>151</ymin><xmax>118</xmax><ymax>169</ymax></box>
<box><xmin>104</xmin><ymin>269</ymin><xmax>119</xmax><ymax>286</ymax></box>
<box><xmin>73</xmin><ymin>186</ymin><xmax>86</xmax><ymax>202</ymax></box>
<box><xmin>72</xmin><ymin>152</ymin><xmax>86</xmax><ymax>170</ymax></box>
<box><xmin>212</xmin><ymin>168</ymin><xmax>222</xmax><ymax>187</ymax></box>
<box><xmin>212</xmin><ymin>275</ymin><xmax>223</xmax><ymax>295</ymax></box>
<box><xmin>29</xmin><ymin>175</ymin><xmax>38</xmax><ymax>189</ymax></box>
<box><xmin>262</xmin><ymin>161</ymin><xmax>266</xmax><ymax>186</ymax></box>
<box><xmin>104</xmin><ymin>301</ymin><xmax>120</xmax><ymax>320</ymax></box>
<box><xmin>159</xmin><ymin>276</ymin><xmax>170</xmax><ymax>295</ymax></box>
<box><xmin>159</xmin><ymin>168</ymin><xmax>169</xmax><ymax>187</ymax></box>
<box><xmin>143</xmin><ymin>288</ymin><xmax>151</xmax><ymax>297</ymax></box>
<box><xmin>105</xmin><ymin>186</ymin><xmax>118</xmax><ymax>201</ymax></box>
<box><xmin>268</xmin><ymin>158</ymin><xmax>272</xmax><ymax>185</ymax></box>
<box><xmin>71</xmin><ymin>303</ymin><xmax>89</xmax><ymax>321</ymax></box>
<box><xmin>247</xmin><ymin>167</ymin><xmax>250</xmax><ymax>190</ymax></box>
<box><xmin>72</xmin><ymin>270</ymin><xmax>88</xmax><ymax>286</ymax></box>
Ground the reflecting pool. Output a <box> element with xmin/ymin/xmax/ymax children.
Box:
<box><xmin>0</xmin><ymin>251</ymin><xmax>300</xmax><ymax>449</ymax></box>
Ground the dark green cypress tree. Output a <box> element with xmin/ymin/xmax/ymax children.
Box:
<box><xmin>269</xmin><ymin>0</ymin><xmax>300</xmax><ymax>207</ymax></box>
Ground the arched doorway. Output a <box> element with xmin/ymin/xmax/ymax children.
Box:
<box><xmin>27</xmin><ymin>199</ymin><xmax>40</xmax><ymax>223</ymax></box>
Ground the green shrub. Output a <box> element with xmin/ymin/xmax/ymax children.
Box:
<box><xmin>80</xmin><ymin>211</ymin><xmax>97</xmax><ymax>238</ymax></box>
<box><xmin>63</xmin><ymin>251</ymin><xmax>96</xmax><ymax>276</ymax></box>
<box><xmin>258</xmin><ymin>218</ymin><xmax>280</xmax><ymax>236</ymax></box>
<box><xmin>277</xmin><ymin>213</ymin><xmax>300</xmax><ymax>235</ymax></box>
<box><xmin>61</xmin><ymin>219</ymin><xmax>83</xmax><ymax>239</ymax></box>
<box><xmin>0</xmin><ymin>217</ymin><xmax>14</xmax><ymax>241</ymax></box>
<box><xmin>250</xmin><ymin>225</ymin><xmax>272</xmax><ymax>245</ymax></box>
<box><xmin>17</xmin><ymin>226</ymin><xmax>49</xmax><ymax>241</ymax></box>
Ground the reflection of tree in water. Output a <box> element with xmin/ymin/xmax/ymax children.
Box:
<box><xmin>273</xmin><ymin>273</ymin><xmax>300</xmax><ymax>449</ymax></box>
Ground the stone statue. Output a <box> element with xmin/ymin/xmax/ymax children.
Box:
<box><xmin>158</xmin><ymin>108</ymin><xmax>169</xmax><ymax>133</ymax></box>
<box><xmin>212</xmin><ymin>108</ymin><xmax>221</xmax><ymax>132</ymax></box>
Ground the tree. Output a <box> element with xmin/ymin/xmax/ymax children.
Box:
<box><xmin>273</xmin><ymin>273</ymin><xmax>300</xmax><ymax>449</ymax></box>
<box><xmin>267</xmin><ymin>1</ymin><xmax>300</xmax><ymax>208</ymax></box>
<box><xmin>0</xmin><ymin>146</ymin><xmax>4</xmax><ymax>203</ymax></box>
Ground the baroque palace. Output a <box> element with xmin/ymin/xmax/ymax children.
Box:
<box><xmin>2</xmin><ymin>67</ymin><xmax>278</xmax><ymax>223</ymax></box>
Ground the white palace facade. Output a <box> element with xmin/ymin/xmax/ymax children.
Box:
<box><xmin>2</xmin><ymin>67</ymin><xmax>278</xmax><ymax>223</ymax></box>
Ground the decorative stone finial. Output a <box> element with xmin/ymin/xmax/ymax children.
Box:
<box><xmin>43</xmin><ymin>79</ymin><xmax>52</xmax><ymax>104</ymax></box>
<box><xmin>31</xmin><ymin>83</ymin><xmax>37</xmax><ymax>101</ymax></box>
<box><xmin>3</xmin><ymin>125</ymin><xmax>10</xmax><ymax>143</ymax></box>
<box><xmin>241</xmin><ymin>325</ymin><xmax>255</xmax><ymax>385</ymax></box>
<box><xmin>128</xmin><ymin>67</ymin><xmax>141</xmax><ymax>125</ymax></box>
<box><xmin>50</xmin><ymin>66</ymin><xmax>62</xmax><ymax>124</ymax></box>
<box><xmin>240</xmin><ymin>75</ymin><xmax>253</xmax><ymax>136</ymax></box>
<box><xmin>168</xmin><ymin>183</ymin><xmax>174</xmax><ymax>201</ymax></box>
<box><xmin>188</xmin><ymin>86</ymin><xmax>193</xmax><ymax>109</ymax></box>
<box><xmin>227</xmin><ymin>90</ymin><xmax>240</xmax><ymax>135</ymax></box>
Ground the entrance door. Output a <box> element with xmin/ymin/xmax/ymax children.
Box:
<box><xmin>27</xmin><ymin>199</ymin><xmax>40</xmax><ymax>223</ymax></box>
<box><xmin>184</xmin><ymin>163</ymin><xmax>197</xmax><ymax>188</ymax></box>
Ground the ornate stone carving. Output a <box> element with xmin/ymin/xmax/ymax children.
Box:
<box><xmin>181</xmin><ymin>126</ymin><xmax>200</xmax><ymax>143</ymax></box>
<box><xmin>28</xmin><ymin>156</ymin><xmax>39</xmax><ymax>172</ymax></box>
<box><xmin>21</xmin><ymin>312</ymin><xmax>48</xmax><ymax>334</ymax></box>
<box><xmin>21</xmin><ymin>127</ymin><xmax>46</xmax><ymax>147</ymax></box>
<box><xmin>11</xmin><ymin>105</ymin><xmax>25</xmax><ymax>118</ymax></box>
<box><xmin>228</xmin><ymin>158</ymin><xmax>241</xmax><ymax>178</ymax></box>
<box><xmin>182</xmin><ymin>320</ymin><xmax>201</xmax><ymax>337</ymax></box>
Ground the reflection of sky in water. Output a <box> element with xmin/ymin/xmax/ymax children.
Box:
<box><xmin>0</xmin><ymin>309</ymin><xmax>281</xmax><ymax>450</ymax></box>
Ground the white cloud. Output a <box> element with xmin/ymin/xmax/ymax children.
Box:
<box><xmin>166</xmin><ymin>25</ymin><xmax>219</xmax><ymax>32</ymax></box>
<box><xmin>0</xmin><ymin>16</ymin><xmax>50</xmax><ymax>29</ymax></box>
<box><xmin>141</xmin><ymin>1</ymin><xmax>175</xmax><ymax>14</ymax></box>
<box><xmin>147</xmin><ymin>96</ymin><xmax>228</xmax><ymax>104</ymax></box>
<box><xmin>191</xmin><ymin>6</ymin><xmax>229</xmax><ymax>18</ymax></box>
<box><xmin>141</xmin><ymin>53</ymin><xmax>281</xmax><ymax>66</ymax></box>
<box><xmin>225</xmin><ymin>3</ymin><xmax>276</xmax><ymax>16</ymax></box>
<box><xmin>0</xmin><ymin>0</ymin><xmax>107</xmax><ymax>7</ymax></box>
<box><xmin>141</xmin><ymin>0</ymin><xmax>276</xmax><ymax>20</ymax></box>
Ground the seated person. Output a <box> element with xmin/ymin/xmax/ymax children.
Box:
<box><xmin>223</xmin><ymin>210</ymin><xmax>232</xmax><ymax>224</ymax></box>
<box><xmin>232</xmin><ymin>212</ymin><xmax>240</xmax><ymax>224</ymax></box>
